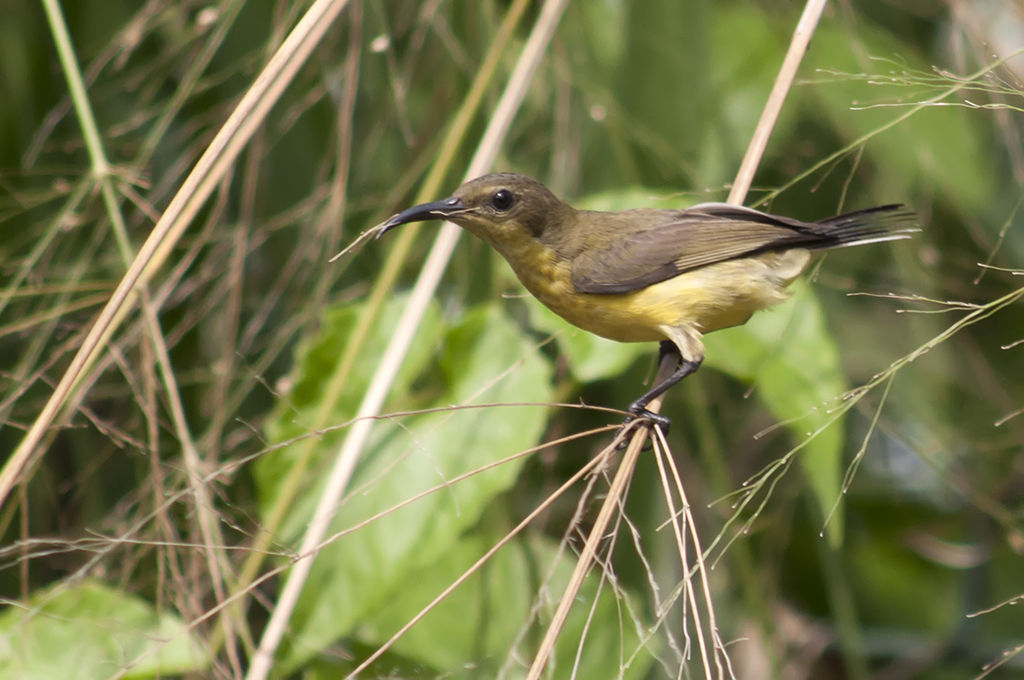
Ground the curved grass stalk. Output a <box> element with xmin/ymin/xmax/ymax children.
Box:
<box><xmin>244</xmin><ymin>1</ymin><xmax>570</xmax><ymax>676</ymax></box>
<box><xmin>525</xmin><ymin>2</ymin><xmax>828</xmax><ymax>678</ymax></box>
<box><xmin>1</xmin><ymin>0</ymin><xmax>354</xmax><ymax>511</ymax></box>
<box><xmin>228</xmin><ymin>0</ymin><xmax>535</xmax><ymax>626</ymax></box>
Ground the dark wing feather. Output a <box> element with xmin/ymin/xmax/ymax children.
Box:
<box><xmin>571</xmin><ymin>203</ymin><xmax>914</xmax><ymax>294</ymax></box>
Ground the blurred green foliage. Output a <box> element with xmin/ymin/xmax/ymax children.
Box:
<box><xmin>1</xmin><ymin>1</ymin><xmax>1023</xmax><ymax>678</ymax></box>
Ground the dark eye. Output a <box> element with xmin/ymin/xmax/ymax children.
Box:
<box><xmin>490</xmin><ymin>189</ymin><xmax>515</xmax><ymax>212</ymax></box>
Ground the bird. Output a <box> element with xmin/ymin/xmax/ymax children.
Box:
<box><xmin>376</xmin><ymin>172</ymin><xmax>916</xmax><ymax>430</ymax></box>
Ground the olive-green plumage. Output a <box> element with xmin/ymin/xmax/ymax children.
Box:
<box><xmin>380</xmin><ymin>172</ymin><xmax>916</xmax><ymax>425</ymax></box>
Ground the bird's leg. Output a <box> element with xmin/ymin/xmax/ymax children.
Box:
<box><xmin>626</xmin><ymin>340</ymin><xmax>702</xmax><ymax>433</ymax></box>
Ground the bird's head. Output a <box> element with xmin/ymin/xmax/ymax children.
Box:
<box><xmin>377</xmin><ymin>173</ymin><xmax>574</xmax><ymax>248</ymax></box>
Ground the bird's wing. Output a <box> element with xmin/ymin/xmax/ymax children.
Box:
<box><xmin>570</xmin><ymin>203</ymin><xmax>911</xmax><ymax>294</ymax></box>
<box><xmin>570</xmin><ymin>205</ymin><xmax>817</xmax><ymax>294</ymax></box>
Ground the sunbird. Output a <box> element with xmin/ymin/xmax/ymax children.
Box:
<box><xmin>378</xmin><ymin>173</ymin><xmax>915</xmax><ymax>429</ymax></box>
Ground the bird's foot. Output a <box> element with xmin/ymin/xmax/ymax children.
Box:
<box><xmin>616</xmin><ymin>404</ymin><xmax>671</xmax><ymax>449</ymax></box>
<box><xmin>627</xmin><ymin>407</ymin><xmax>671</xmax><ymax>433</ymax></box>
<box><xmin>627</xmin><ymin>395</ymin><xmax>672</xmax><ymax>432</ymax></box>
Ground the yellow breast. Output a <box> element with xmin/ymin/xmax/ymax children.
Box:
<box><xmin>495</xmin><ymin>236</ymin><xmax>811</xmax><ymax>344</ymax></box>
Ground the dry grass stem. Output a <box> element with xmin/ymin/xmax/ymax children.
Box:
<box><xmin>245</xmin><ymin>1</ymin><xmax>570</xmax><ymax>675</ymax></box>
<box><xmin>524</xmin><ymin>1</ymin><xmax>828</xmax><ymax>676</ymax></box>
<box><xmin>1</xmin><ymin>0</ymin><xmax>354</xmax><ymax>511</ymax></box>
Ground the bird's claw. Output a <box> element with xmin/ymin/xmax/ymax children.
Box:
<box><xmin>628</xmin><ymin>396</ymin><xmax>672</xmax><ymax>431</ymax></box>
<box><xmin>616</xmin><ymin>406</ymin><xmax>671</xmax><ymax>449</ymax></box>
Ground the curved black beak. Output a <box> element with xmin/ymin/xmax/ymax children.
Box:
<box><xmin>376</xmin><ymin>196</ymin><xmax>466</xmax><ymax>239</ymax></box>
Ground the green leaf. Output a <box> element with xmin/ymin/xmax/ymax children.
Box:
<box><xmin>254</xmin><ymin>293</ymin><xmax>444</xmax><ymax>539</ymax></box>
<box><xmin>262</xmin><ymin>293</ymin><xmax>445</xmax><ymax>442</ymax></box>
<box><xmin>0</xmin><ymin>579</ymin><xmax>206</xmax><ymax>679</ymax></box>
<box><xmin>353</xmin><ymin>524</ymin><xmax>655</xmax><ymax>678</ymax></box>
<box><xmin>269</xmin><ymin>303</ymin><xmax>554</xmax><ymax>670</ymax></box>
<box><xmin>705</xmin><ymin>280</ymin><xmax>846</xmax><ymax>544</ymax></box>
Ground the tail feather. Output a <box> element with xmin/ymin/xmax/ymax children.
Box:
<box><xmin>812</xmin><ymin>204</ymin><xmax>919</xmax><ymax>250</ymax></box>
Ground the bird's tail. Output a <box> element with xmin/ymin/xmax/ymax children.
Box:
<box><xmin>812</xmin><ymin>204</ymin><xmax>919</xmax><ymax>250</ymax></box>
